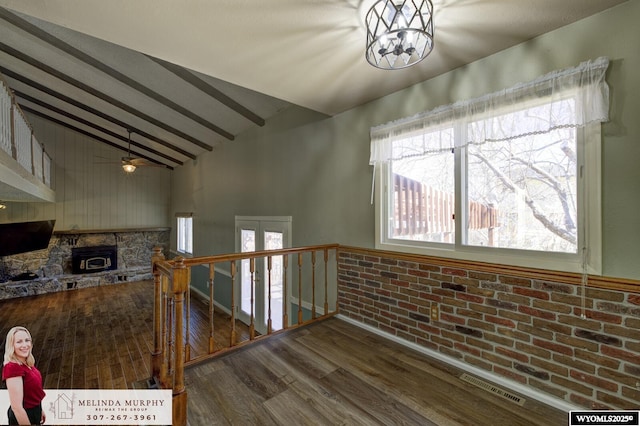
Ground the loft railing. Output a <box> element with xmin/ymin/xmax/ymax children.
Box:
<box><xmin>151</xmin><ymin>244</ymin><xmax>340</xmax><ymax>426</ymax></box>
<box><xmin>0</xmin><ymin>74</ymin><xmax>52</xmax><ymax>188</ymax></box>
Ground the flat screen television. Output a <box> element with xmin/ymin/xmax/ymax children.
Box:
<box><xmin>0</xmin><ymin>220</ymin><xmax>56</xmax><ymax>257</ymax></box>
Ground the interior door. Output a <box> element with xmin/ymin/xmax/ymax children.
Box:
<box><xmin>236</xmin><ymin>217</ymin><xmax>291</xmax><ymax>334</ymax></box>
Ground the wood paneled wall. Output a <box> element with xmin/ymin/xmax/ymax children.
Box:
<box><xmin>0</xmin><ymin>114</ymin><xmax>172</xmax><ymax>230</ymax></box>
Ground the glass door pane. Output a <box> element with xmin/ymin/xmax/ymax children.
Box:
<box><xmin>264</xmin><ymin>230</ymin><xmax>283</xmax><ymax>331</ymax></box>
<box><xmin>236</xmin><ymin>217</ymin><xmax>292</xmax><ymax>335</ymax></box>
<box><xmin>239</xmin><ymin>227</ymin><xmax>256</xmax><ymax>322</ymax></box>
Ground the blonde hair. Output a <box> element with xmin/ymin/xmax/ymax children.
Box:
<box><xmin>3</xmin><ymin>326</ymin><xmax>35</xmax><ymax>367</ymax></box>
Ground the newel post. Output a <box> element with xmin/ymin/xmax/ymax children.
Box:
<box><xmin>151</xmin><ymin>247</ymin><xmax>165</xmax><ymax>380</ymax></box>
<box><xmin>172</xmin><ymin>256</ymin><xmax>189</xmax><ymax>426</ymax></box>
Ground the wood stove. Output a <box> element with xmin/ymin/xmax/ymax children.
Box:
<box><xmin>71</xmin><ymin>245</ymin><xmax>117</xmax><ymax>274</ymax></box>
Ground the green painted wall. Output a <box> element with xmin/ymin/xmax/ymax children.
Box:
<box><xmin>190</xmin><ymin>265</ymin><xmax>233</xmax><ymax>310</ymax></box>
<box><xmin>173</xmin><ymin>1</ymin><xmax>640</xmax><ymax>281</ymax></box>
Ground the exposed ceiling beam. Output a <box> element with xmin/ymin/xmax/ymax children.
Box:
<box><xmin>0</xmin><ymin>40</ymin><xmax>212</xmax><ymax>153</ymax></box>
<box><xmin>0</xmin><ymin>65</ymin><xmax>197</xmax><ymax>160</ymax></box>
<box><xmin>16</xmin><ymin>91</ymin><xmax>183</xmax><ymax>166</ymax></box>
<box><xmin>0</xmin><ymin>7</ymin><xmax>234</xmax><ymax>142</ymax></box>
<box><xmin>149</xmin><ymin>55</ymin><xmax>266</xmax><ymax>127</ymax></box>
<box><xmin>21</xmin><ymin>105</ymin><xmax>173</xmax><ymax>170</ymax></box>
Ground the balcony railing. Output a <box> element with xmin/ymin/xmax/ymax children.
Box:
<box><xmin>0</xmin><ymin>75</ymin><xmax>52</xmax><ymax>188</ymax></box>
<box><xmin>151</xmin><ymin>244</ymin><xmax>339</xmax><ymax>426</ymax></box>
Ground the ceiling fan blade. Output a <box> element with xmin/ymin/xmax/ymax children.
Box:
<box><xmin>130</xmin><ymin>158</ymin><xmax>152</xmax><ymax>166</ymax></box>
<box><xmin>123</xmin><ymin>157</ymin><xmax>167</xmax><ymax>168</ymax></box>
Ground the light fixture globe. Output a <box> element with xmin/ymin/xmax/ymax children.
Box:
<box><xmin>122</xmin><ymin>163</ymin><xmax>136</xmax><ymax>173</ymax></box>
<box><xmin>365</xmin><ymin>0</ymin><xmax>434</xmax><ymax>70</ymax></box>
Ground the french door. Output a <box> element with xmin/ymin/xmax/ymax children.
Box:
<box><xmin>235</xmin><ymin>216</ymin><xmax>291</xmax><ymax>335</ymax></box>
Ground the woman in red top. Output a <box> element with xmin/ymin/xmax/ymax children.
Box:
<box><xmin>2</xmin><ymin>326</ymin><xmax>46</xmax><ymax>425</ymax></box>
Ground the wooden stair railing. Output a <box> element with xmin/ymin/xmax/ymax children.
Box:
<box><xmin>151</xmin><ymin>244</ymin><xmax>340</xmax><ymax>426</ymax></box>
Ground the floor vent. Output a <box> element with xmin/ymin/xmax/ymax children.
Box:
<box><xmin>459</xmin><ymin>373</ymin><xmax>526</xmax><ymax>406</ymax></box>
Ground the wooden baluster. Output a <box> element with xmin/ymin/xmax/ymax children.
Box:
<box><xmin>151</xmin><ymin>247</ymin><xmax>164</xmax><ymax>380</ymax></box>
<box><xmin>160</xmin><ymin>275</ymin><xmax>170</xmax><ymax>389</ymax></box>
<box><xmin>249</xmin><ymin>258</ymin><xmax>255</xmax><ymax>340</ymax></box>
<box><xmin>208</xmin><ymin>262</ymin><xmax>215</xmax><ymax>353</ymax></box>
<box><xmin>230</xmin><ymin>261</ymin><xmax>237</xmax><ymax>346</ymax></box>
<box><xmin>267</xmin><ymin>255</ymin><xmax>272</xmax><ymax>334</ymax></box>
<box><xmin>166</xmin><ymin>296</ymin><xmax>174</xmax><ymax>381</ymax></box>
<box><xmin>172</xmin><ymin>256</ymin><xmax>189</xmax><ymax>426</ymax></box>
<box><xmin>324</xmin><ymin>248</ymin><xmax>329</xmax><ymax>315</ymax></box>
<box><xmin>185</xmin><ymin>267</ymin><xmax>191</xmax><ymax>362</ymax></box>
<box><xmin>297</xmin><ymin>253</ymin><xmax>303</xmax><ymax>325</ymax></box>
<box><xmin>283</xmin><ymin>255</ymin><xmax>289</xmax><ymax>329</ymax></box>
<box><xmin>40</xmin><ymin>147</ymin><xmax>45</xmax><ymax>185</ymax></box>
<box><xmin>9</xmin><ymin>103</ymin><xmax>16</xmax><ymax>160</ymax></box>
<box><xmin>29</xmin><ymin>131</ymin><xmax>35</xmax><ymax>175</ymax></box>
<box><xmin>311</xmin><ymin>251</ymin><xmax>316</xmax><ymax>319</ymax></box>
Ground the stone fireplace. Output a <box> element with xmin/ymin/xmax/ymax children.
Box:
<box><xmin>0</xmin><ymin>227</ymin><xmax>170</xmax><ymax>300</ymax></box>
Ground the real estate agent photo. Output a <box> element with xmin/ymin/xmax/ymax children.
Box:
<box><xmin>2</xmin><ymin>326</ymin><xmax>46</xmax><ymax>425</ymax></box>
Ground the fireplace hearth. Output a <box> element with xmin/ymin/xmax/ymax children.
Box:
<box><xmin>72</xmin><ymin>245</ymin><xmax>118</xmax><ymax>274</ymax></box>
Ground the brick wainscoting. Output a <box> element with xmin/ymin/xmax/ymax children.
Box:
<box><xmin>337</xmin><ymin>247</ymin><xmax>640</xmax><ymax>410</ymax></box>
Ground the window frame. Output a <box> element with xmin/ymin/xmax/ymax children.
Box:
<box><xmin>374</xmin><ymin>119</ymin><xmax>602</xmax><ymax>275</ymax></box>
<box><xmin>176</xmin><ymin>213</ymin><xmax>193</xmax><ymax>255</ymax></box>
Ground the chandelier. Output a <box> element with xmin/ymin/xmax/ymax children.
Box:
<box><xmin>365</xmin><ymin>0</ymin><xmax>434</xmax><ymax>70</ymax></box>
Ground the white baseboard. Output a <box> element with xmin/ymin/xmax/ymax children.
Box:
<box><xmin>290</xmin><ymin>296</ymin><xmax>325</xmax><ymax>316</ymax></box>
<box><xmin>336</xmin><ymin>314</ymin><xmax>579</xmax><ymax>413</ymax></box>
<box><xmin>190</xmin><ymin>285</ymin><xmax>232</xmax><ymax>316</ymax></box>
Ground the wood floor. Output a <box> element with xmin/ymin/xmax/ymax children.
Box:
<box><xmin>0</xmin><ymin>280</ymin><xmax>249</xmax><ymax>389</ymax></box>
<box><xmin>186</xmin><ymin>318</ymin><xmax>567</xmax><ymax>426</ymax></box>
<box><xmin>0</xmin><ymin>281</ymin><xmax>567</xmax><ymax>425</ymax></box>
<box><xmin>0</xmin><ymin>280</ymin><xmax>156</xmax><ymax>389</ymax></box>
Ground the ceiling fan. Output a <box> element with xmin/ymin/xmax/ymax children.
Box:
<box><xmin>120</xmin><ymin>130</ymin><xmax>164</xmax><ymax>173</ymax></box>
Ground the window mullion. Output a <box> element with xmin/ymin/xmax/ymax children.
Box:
<box><xmin>454</xmin><ymin>121</ymin><xmax>466</xmax><ymax>247</ymax></box>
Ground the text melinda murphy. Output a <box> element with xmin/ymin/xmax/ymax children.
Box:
<box><xmin>0</xmin><ymin>389</ymin><xmax>172</xmax><ymax>425</ymax></box>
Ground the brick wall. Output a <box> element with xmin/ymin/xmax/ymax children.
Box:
<box><xmin>337</xmin><ymin>248</ymin><xmax>640</xmax><ymax>410</ymax></box>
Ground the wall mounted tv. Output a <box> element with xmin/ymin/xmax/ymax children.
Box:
<box><xmin>0</xmin><ymin>220</ymin><xmax>56</xmax><ymax>257</ymax></box>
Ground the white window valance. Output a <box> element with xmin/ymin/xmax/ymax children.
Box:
<box><xmin>370</xmin><ymin>57</ymin><xmax>610</xmax><ymax>165</ymax></box>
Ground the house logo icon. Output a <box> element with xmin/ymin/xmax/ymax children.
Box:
<box><xmin>51</xmin><ymin>392</ymin><xmax>74</xmax><ymax>420</ymax></box>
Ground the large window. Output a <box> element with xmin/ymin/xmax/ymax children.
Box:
<box><xmin>371</xmin><ymin>58</ymin><xmax>609</xmax><ymax>273</ymax></box>
<box><xmin>176</xmin><ymin>214</ymin><xmax>193</xmax><ymax>255</ymax></box>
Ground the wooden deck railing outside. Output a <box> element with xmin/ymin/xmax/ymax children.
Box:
<box><xmin>393</xmin><ymin>173</ymin><xmax>499</xmax><ymax>243</ymax></box>
<box><xmin>151</xmin><ymin>244</ymin><xmax>340</xmax><ymax>426</ymax></box>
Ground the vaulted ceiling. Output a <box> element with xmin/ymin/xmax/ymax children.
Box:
<box><xmin>0</xmin><ymin>0</ymin><xmax>629</xmax><ymax>171</ymax></box>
